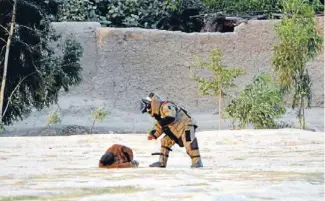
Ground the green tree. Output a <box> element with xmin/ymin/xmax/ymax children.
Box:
<box><xmin>272</xmin><ymin>0</ymin><xmax>323</xmax><ymax>129</ymax></box>
<box><xmin>90</xmin><ymin>107</ymin><xmax>109</xmax><ymax>134</ymax></box>
<box><xmin>223</xmin><ymin>72</ymin><xmax>286</xmax><ymax>129</ymax></box>
<box><xmin>0</xmin><ymin>0</ymin><xmax>83</xmax><ymax>127</ymax></box>
<box><xmin>190</xmin><ymin>48</ymin><xmax>245</xmax><ymax>130</ymax></box>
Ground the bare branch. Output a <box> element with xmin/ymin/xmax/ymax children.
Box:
<box><xmin>17</xmin><ymin>24</ymin><xmax>41</xmax><ymax>34</ymax></box>
<box><xmin>2</xmin><ymin>72</ymin><xmax>36</xmax><ymax>117</ymax></box>
<box><xmin>0</xmin><ymin>37</ymin><xmax>6</xmax><ymax>43</ymax></box>
<box><xmin>0</xmin><ymin>24</ymin><xmax>9</xmax><ymax>34</ymax></box>
<box><xmin>0</xmin><ymin>45</ymin><xmax>5</xmax><ymax>56</ymax></box>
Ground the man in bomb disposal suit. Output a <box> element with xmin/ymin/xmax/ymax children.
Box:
<box><xmin>140</xmin><ymin>92</ymin><xmax>203</xmax><ymax>168</ymax></box>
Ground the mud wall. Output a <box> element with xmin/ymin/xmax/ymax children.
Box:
<box><xmin>54</xmin><ymin>19</ymin><xmax>324</xmax><ymax>113</ymax></box>
<box><xmin>6</xmin><ymin>19</ymin><xmax>324</xmax><ymax>134</ymax></box>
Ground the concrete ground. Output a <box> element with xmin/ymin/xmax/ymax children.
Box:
<box><xmin>0</xmin><ymin>129</ymin><xmax>323</xmax><ymax>201</ymax></box>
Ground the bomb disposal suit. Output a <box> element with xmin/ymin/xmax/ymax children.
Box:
<box><xmin>140</xmin><ymin>93</ymin><xmax>203</xmax><ymax>168</ymax></box>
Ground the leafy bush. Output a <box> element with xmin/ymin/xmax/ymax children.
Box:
<box><xmin>156</xmin><ymin>0</ymin><xmax>204</xmax><ymax>32</ymax></box>
<box><xmin>223</xmin><ymin>72</ymin><xmax>286</xmax><ymax>129</ymax></box>
<box><xmin>56</xmin><ymin>0</ymin><xmax>171</xmax><ymax>27</ymax></box>
<box><xmin>55</xmin><ymin>0</ymin><xmax>205</xmax><ymax>32</ymax></box>
<box><xmin>46</xmin><ymin>111</ymin><xmax>62</xmax><ymax>127</ymax></box>
<box><xmin>56</xmin><ymin>0</ymin><xmax>98</xmax><ymax>21</ymax></box>
<box><xmin>202</xmin><ymin>0</ymin><xmax>323</xmax><ymax>14</ymax></box>
<box><xmin>54</xmin><ymin>0</ymin><xmax>323</xmax><ymax>32</ymax></box>
<box><xmin>202</xmin><ymin>0</ymin><xmax>279</xmax><ymax>14</ymax></box>
<box><xmin>104</xmin><ymin>0</ymin><xmax>169</xmax><ymax>28</ymax></box>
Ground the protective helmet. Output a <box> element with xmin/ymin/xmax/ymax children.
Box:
<box><xmin>140</xmin><ymin>92</ymin><xmax>155</xmax><ymax>113</ymax></box>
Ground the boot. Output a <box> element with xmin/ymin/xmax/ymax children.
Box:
<box><xmin>149</xmin><ymin>161</ymin><xmax>166</xmax><ymax>168</ymax></box>
<box><xmin>149</xmin><ymin>150</ymin><xmax>169</xmax><ymax>168</ymax></box>
<box><xmin>191</xmin><ymin>159</ymin><xmax>203</xmax><ymax>168</ymax></box>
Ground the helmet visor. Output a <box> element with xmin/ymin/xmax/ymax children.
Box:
<box><xmin>140</xmin><ymin>99</ymin><xmax>150</xmax><ymax>113</ymax></box>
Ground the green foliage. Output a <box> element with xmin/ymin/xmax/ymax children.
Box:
<box><xmin>0</xmin><ymin>0</ymin><xmax>84</xmax><ymax>125</ymax></box>
<box><xmin>190</xmin><ymin>49</ymin><xmax>245</xmax><ymax>98</ymax></box>
<box><xmin>223</xmin><ymin>72</ymin><xmax>286</xmax><ymax>129</ymax></box>
<box><xmin>202</xmin><ymin>0</ymin><xmax>280</xmax><ymax>14</ymax></box>
<box><xmin>55</xmin><ymin>0</ymin><xmax>204</xmax><ymax>32</ymax></box>
<box><xmin>156</xmin><ymin>0</ymin><xmax>204</xmax><ymax>32</ymax></box>
<box><xmin>90</xmin><ymin>107</ymin><xmax>109</xmax><ymax>133</ymax></box>
<box><xmin>54</xmin><ymin>0</ymin><xmax>323</xmax><ymax>32</ymax></box>
<box><xmin>271</xmin><ymin>0</ymin><xmax>323</xmax><ymax>129</ymax></box>
<box><xmin>56</xmin><ymin>0</ymin><xmax>98</xmax><ymax>21</ymax></box>
<box><xmin>105</xmin><ymin>0</ymin><xmax>170</xmax><ymax>28</ymax></box>
<box><xmin>56</xmin><ymin>0</ymin><xmax>168</xmax><ymax>27</ymax></box>
<box><xmin>202</xmin><ymin>0</ymin><xmax>323</xmax><ymax>14</ymax></box>
<box><xmin>0</xmin><ymin>122</ymin><xmax>4</xmax><ymax>134</ymax></box>
<box><xmin>190</xmin><ymin>48</ymin><xmax>244</xmax><ymax>129</ymax></box>
<box><xmin>46</xmin><ymin>110</ymin><xmax>61</xmax><ymax>127</ymax></box>
<box><xmin>92</xmin><ymin>107</ymin><xmax>109</xmax><ymax>122</ymax></box>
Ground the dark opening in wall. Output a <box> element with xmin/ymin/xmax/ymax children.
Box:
<box><xmin>201</xmin><ymin>16</ymin><xmax>238</xmax><ymax>33</ymax></box>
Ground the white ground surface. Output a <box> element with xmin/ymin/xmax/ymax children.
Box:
<box><xmin>0</xmin><ymin>129</ymin><xmax>324</xmax><ymax>201</ymax></box>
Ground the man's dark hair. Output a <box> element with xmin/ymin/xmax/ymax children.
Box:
<box><xmin>100</xmin><ymin>152</ymin><xmax>115</xmax><ymax>166</ymax></box>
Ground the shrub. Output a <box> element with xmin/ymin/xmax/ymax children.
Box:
<box><xmin>46</xmin><ymin>111</ymin><xmax>62</xmax><ymax>127</ymax></box>
<box><xmin>201</xmin><ymin>0</ymin><xmax>323</xmax><ymax>15</ymax></box>
<box><xmin>223</xmin><ymin>72</ymin><xmax>286</xmax><ymax>129</ymax></box>
<box><xmin>56</xmin><ymin>0</ymin><xmax>98</xmax><ymax>21</ymax></box>
<box><xmin>55</xmin><ymin>0</ymin><xmax>205</xmax><ymax>32</ymax></box>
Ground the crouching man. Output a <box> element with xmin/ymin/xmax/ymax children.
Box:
<box><xmin>99</xmin><ymin>144</ymin><xmax>139</xmax><ymax>168</ymax></box>
<box><xmin>140</xmin><ymin>92</ymin><xmax>203</xmax><ymax>168</ymax></box>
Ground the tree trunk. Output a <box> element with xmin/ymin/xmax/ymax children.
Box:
<box><xmin>298</xmin><ymin>96</ymin><xmax>306</xmax><ymax>130</ymax></box>
<box><xmin>89</xmin><ymin>120</ymin><xmax>96</xmax><ymax>134</ymax></box>
<box><xmin>217</xmin><ymin>73</ymin><xmax>222</xmax><ymax>130</ymax></box>
<box><xmin>218</xmin><ymin>87</ymin><xmax>222</xmax><ymax>130</ymax></box>
<box><xmin>0</xmin><ymin>0</ymin><xmax>17</xmax><ymax>123</ymax></box>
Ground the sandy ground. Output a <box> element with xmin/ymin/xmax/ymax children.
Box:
<box><xmin>0</xmin><ymin>129</ymin><xmax>323</xmax><ymax>201</ymax></box>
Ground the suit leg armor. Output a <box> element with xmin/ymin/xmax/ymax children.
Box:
<box><xmin>149</xmin><ymin>135</ymin><xmax>175</xmax><ymax>168</ymax></box>
<box><xmin>182</xmin><ymin>126</ymin><xmax>203</xmax><ymax>168</ymax></box>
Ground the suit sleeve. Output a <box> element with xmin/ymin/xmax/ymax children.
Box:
<box><xmin>158</xmin><ymin>103</ymin><xmax>176</xmax><ymax>126</ymax></box>
<box><xmin>151</xmin><ymin>121</ymin><xmax>164</xmax><ymax>139</ymax></box>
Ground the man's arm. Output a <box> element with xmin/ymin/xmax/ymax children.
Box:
<box><xmin>99</xmin><ymin>161</ymin><xmax>138</xmax><ymax>169</ymax></box>
<box><xmin>148</xmin><ymin>122</ymin><xmax>163</xmax><ymax>140</ymax></box>
<box><xmin>121</xmin><ymin>145</ymin><xmax>133</xmax><ymax>161</ymax></box>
